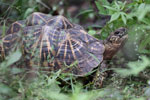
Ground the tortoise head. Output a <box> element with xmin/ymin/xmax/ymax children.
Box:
<box><xmin>107</xmin><ymin>27</ymin><xmax>128</xmax><ymax>44</ymax></box>
<box><xmin>104</xmin><ymin>27</ymin><xmax>128</xmax><ymax>60</ymax></box>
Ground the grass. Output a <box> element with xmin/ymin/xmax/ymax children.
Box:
<box><xmin>0</xmin><ymin>0</ymin><xmax>150</xmax><ymax>100</ymax></box>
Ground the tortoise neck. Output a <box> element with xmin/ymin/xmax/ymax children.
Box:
<box><xmin>103</xmin><ymin>41</ymin><xmax>121</xmax><ymax>60</ymax></box>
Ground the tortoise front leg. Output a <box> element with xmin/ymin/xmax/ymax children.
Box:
<box><xmin>92</xmin><ymin>61</ymin><xmax>108</xmax><ymax>88</ymax></box>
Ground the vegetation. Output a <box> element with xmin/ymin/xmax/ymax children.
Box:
<box><xmin>0</xmin><ymin>0</ymin><xmax>150</xmax><ymax>100</ymax></box>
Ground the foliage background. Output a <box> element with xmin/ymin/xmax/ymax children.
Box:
<box><xmin>0</xmin><ymin>0</ymin><xmax>150</xmax><ymax>100</ymax></box>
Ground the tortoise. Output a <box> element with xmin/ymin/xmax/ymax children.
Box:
<box><xmin>0</xmin><ymin>12</ymin><xmax>128</xmax><ymax>82</ymax></box>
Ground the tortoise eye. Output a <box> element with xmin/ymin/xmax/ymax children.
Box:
<box><xmin>114</xmin><ymin>31</ymin><xmax>120</xmax><ymax>35</ymax></box>
<box><xmin>114</xmin><ymin>31</ymin><xmax>125</xmax><ymax>38</ymax></box>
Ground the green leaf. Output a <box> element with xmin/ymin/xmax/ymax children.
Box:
<box><xmin>141</xmin><ymin>17</ymin><xmax>150</xmax><ymax>25</ymax></box>
<box><xmin>103</xmin><ymin>5</ymin><xmax>118</xmax><ymax>11</ymax></box>
<box><xmin>100</xmin><ymin>0</ymin><xmax>110</xmax><ymax>5</ymax></box>
<box><xmin>144</xmin><ymin>87</ymin><xmax>150</xmax><ymax>97</ymax></box>
<box><xmin>88</xmin><ymin>29</ymin><xmax>96</xmax><ymax>36</ymax></box>
<box><xmin>137</xmin><ymin>3</ymin><xmax>150</xmax><ymax>21</ymax></box>
<box><xmin>121</xmin><ymin>1</ymin><xmax>126</xmax><ymax>10</ymax></box>
<box><xmin>7</xmin><ymin>49</ymin><xmax>22</xmax><ymax>66</ymax></box>
<box><xmin>0</xmin><ymin>83</ymin><xmax>15</xmax><ymax>96</ymax></box>
<box><xmin>11</xmin><ymin>67</ymin><xmax>23</xmax><ymax>74</ymax></box>
<box><xmin>24</xmin><ymin>8</ymin><xmax>35</xmax><ymax>18</ymax></box>
<box><xmin>2</xmin><ymin>20</ymin><xmax>6</xmax><ymax>36</ymax></box>
<box><xmin>115</xmin><ymin>56</ymin><xmax>150</xmax><ymax>77</ymax></box>
<box><xmin>121</xmin><ymin>12</ymin><xmax>127</xmax><ymax>24</ymax></box>
<box><xmin>114</xmin><ymin>1</ymin><xmax>120</xmax><ymax>10</ymax></box>
<box><xmin>139</xmin><ymin>34</ymin><xmax>150</xmax><ymax>52</ymax></box>
<box><xmin>75</xmin><ymin>9</ymin><xmax>93</xmax><ymax>18</ymax></box>
<box><xmin>109</xmin><ymin>12</ymin><xmax>120</xmax><ymax>22</ymax></box>
<box><xmin>95</xmin><ymin>1</ymin><xmax>108</xmax><ymax>15</ymax></box>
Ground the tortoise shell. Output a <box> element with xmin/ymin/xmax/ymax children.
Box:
<box><xmin>3</xmin><ymin>12</ymin><xmax>105</xmax><ymax>75</ymax></box>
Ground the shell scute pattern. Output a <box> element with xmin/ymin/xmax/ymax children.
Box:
<box><xmin>26</xmin><ymin>12</ymin><xmax>49</xmax><ymax>26</ymax></box>
<box><xmin>3</xmin><ymin>12</ymin><xmax>105</xmax><ymax>75</ymax></box>
<box><xmin>7</xmin><ymin>20</ymin><xmax>25</xmax><ymax>34</ymax></box>
<box><xmin>46</xmin><ymin>16</ymin><xmax>73</xmax><ymax>29</ymax></box>
<box><xmin>2</xmin><ymin>34</ymin><xmax>19</xmax><ymax>55</ymax></box>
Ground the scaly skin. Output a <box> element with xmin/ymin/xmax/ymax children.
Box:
<box><xmin>93</xmin><ymin>27</ymin><xmax>128</xmax><ymax>88</ymax></box>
